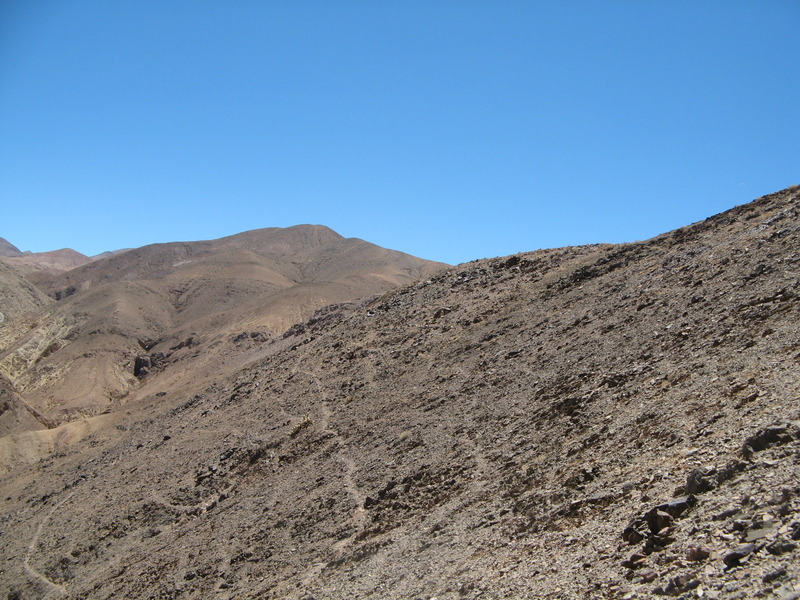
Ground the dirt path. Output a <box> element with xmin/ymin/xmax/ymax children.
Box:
<box><xmin>290</xmin><ymin>368</ymin><xmax>369</xmax><ymax>594</ymax></box>
<box><xmin>296</xmin><ymin>369</ymin><xmax>368</xmax><ymax>544</ymax></box>
<box><xmin>24</xmin><ymin>490</ymin><xmax>75</xmax><ymax>597</ymax></box>
<box><xmin>330</xmin><ymin>454</ymin><xmax>368</xmax><ymax>554</ymax></box>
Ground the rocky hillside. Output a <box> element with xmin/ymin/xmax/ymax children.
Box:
<box><xmin>0</xmin><ymin>188</ymin><xmax>798</xmax><ymax>600</ymax></box>
<box><xmin>0</xmin><ymin>261</ymin><xmax>51</xmax><ymax>331</ymax></box>
<box><xmin>0</xmin><ymin>261</ymin><xmax>52</xmax><ymax>369</ymax></box>
<box><xmin>0</xmin><ymin>225</ymin><xmax>446</xmax><ymax>432</ymax></box>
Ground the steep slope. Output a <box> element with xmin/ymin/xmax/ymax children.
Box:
<box><xmin>0</xmin><ymin>238</ymin><xmax>22</xmax><ymax>257</ymax></box>
<box><xmin>0</xmin><ymin>261</ymin><xmax>52</xmax><ymax>362</ymax></box>
<box><xmin>0</xmin><ymin>188</ymin><xmax>798</xmax><ymax>600</ymax></box>
<box><xmin>0</xmin><ymin>373</ymin><xmax>51</xmax><ymax>437</ymax></box>
<box><xmin>0</xmin><ymin>263</ymin><xmax>54</xmax><ymax>439</ymax></box>
<box><xmin>0</xmin><ymin>261</ymin><xmax>51</xmax><ymax>336</ymax></box>
<box><xmin>0</xmin><ymin>225</ymin><xmax>447</xmax><ymax>427</ymax></box>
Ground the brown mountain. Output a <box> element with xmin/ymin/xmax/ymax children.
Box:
<box><xmin>0</xmin><ymin>238</ymin><xmax>22</xmax><ymax>257</ymax></box>
<box><xmin>1</xmin><ymin>189</ymin><xmax>799</xmax><ymax>599</ymax></box>
<box><xmin>1</xmin><ymin>248</ymin><xmax>94</xmax><ymax>276</ymax></box>
<box><xmin>0</xmin><ymin>225</ymin><xmax>447</xmax><ymax>429</ymax></box>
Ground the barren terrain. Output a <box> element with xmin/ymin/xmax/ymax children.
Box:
<box><xmin>0</xmin><ymin>225</ymin><xmax>446</xmax><ymax>435</ymax></box>
<box><xmin>1</xmin><ymin>188</ymin><xmax>799</xmax><ymax>599</ymax></box>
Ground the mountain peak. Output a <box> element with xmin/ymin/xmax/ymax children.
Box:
<box><xmin>0</xmin><ymin>237</ymin><xmax>22</xmax><ymax>257</ymax></box>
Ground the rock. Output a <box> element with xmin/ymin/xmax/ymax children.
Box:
<box><xmin>713</xmin><ymin>507</ymin><xmax>742</xmax><ymax>520</ymax></box>
<box><xmin>742</xmin><ymin>424</ymin><xmax>797</xmax><ymax>458</ymax></box>
<box><xmin>762</xmin><ymin>566</ymin><xmax>787</xmax><ymax>583</ymax></box>
<box><xmin>653</xmin><ymin>574</ymin><xmax>700</xmax><ymax>596</ymax></box>
<box><xmin>624</xmin><ymin>496</ymin><xmax>696</xmax><ymax>548</ymax></box>
<box><xmin>134</xmin><ymin>352</ymin><xmax>166</xmax><ymax>378</ymax></box>
<box><xmin>621</xmin><ymin>553</ymin><xmax>648</xmax><ymax>569</ymax></box>
<box><xmin>722</xmin><ymin>543</ymin><xmax>758</xmax><ymax>568</ymax></box>
<box><xmin>766</xmin><ymin>539</ymin><xmax>797</xmax><ymax>555</ymax></box>
<box><xmin>656</xmin><ymin>495</ymin><xmax>697</xmax><ymax>518</ymax></box>
<box><xmin>686</xmin><ymin>467</ymin><xmax>717</xmax><ymax>495</ymax></box>
<box><xmin>134</xmin><ymin>355</ymin><xmax>152</xmax><ymax>377</ymax></box>
<box><xmin>639</xmin><ymin>568</ymin><xmax>658</xmax><ymax>583</ymax></box>
<box><xmin>646</xmin><ymin>509</ymin><xmax>674</xmax><ymax>534</ymax></box>
<box><xmin>715</xmin><ymin>460</ymin><xmax>745</xmax><ymax>485</ymax></box>
<box><xmin>686</xmin><ymin>545</ymin><xmax>711</xmax><ymax>562</ymax></box>
<box><xmin>674</xmin><ymin>575</ymin><xmax>700</xmax><ymax>592</ymax></box>
<box><xmin>744</xmin><ymin>524</ymin><xmax>778</xmax><ymax>542</ymax></box>
<box><xmin>623</xmin><ymin>525</ymin><xmax>645</xmax><ymax>545</ymax></box>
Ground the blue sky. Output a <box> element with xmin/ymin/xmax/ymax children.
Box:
<box><xmin>1</xmin><ymin>1</ymin><xmax>798</xmax><ymax>265</ymax></box>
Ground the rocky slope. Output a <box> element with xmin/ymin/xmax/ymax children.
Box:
<box><xmin>0</xmin><ymin>261</ymin><xmax>51</xmax><ymax>334</ymax></box>
<box><xmin>0</xmin><ymin>225</ymin><xmax>446</xmax><ymax>434</ymax></box>
<box><xmin>0</xmin><ymin>263</ymin><xmax>56</xmax><ymax>443</ymax></box>
<box><xmin>0</xmin><ymin>188</ymin><xmax>798</xmax><ymax>600</ymax></box>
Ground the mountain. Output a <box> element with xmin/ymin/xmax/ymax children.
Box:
<box><xmin>0</xmin><ymin>238</ymin><xmax>22</xmax><ymax>257</ymax></box>
<box><xmin>1</xmin><ymin>248</ymin><xmax>94</xmax><ymax>276</ymax></box>
<box><xmin>1</xmin><ymin>189</ymin><xmax>799</xmax><ymax>599</ymax></box>
<box><xmin>90</xmin><ymin>248</ymin><xmax>132</xmax><ymax>260</ymax></box>
<box><xmin>0</xmin><ymin>238</ymin><xmax>133</xmax><ymax>274</ymax></box>
<box><xmin>0</xmin><ymin>225</ymin><xmax>447</xmax><ymax>428</ymax></box>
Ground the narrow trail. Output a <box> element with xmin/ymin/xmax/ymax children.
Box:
<box><xmin>296</xmin><ymin>368</ymin><xmax>367</xmax><ymax>542</ymax></box>
<box><xmin>331</xmin><ymin>455</ymin><xmax>368</xmax><ymax>554</ymax></box>
<box><xmin>24</xmin><ymin>490</ymin><xmax>75</xmax><ymax>597</ymax></box>
<box><xmin>465</xmin><ymin>434</ymin><xmax>492</xmax><ymax>492</ymax></box>
<box><xmin>292</xmin><ymin>368</ymin><xmax>369</xmax><ymax>592</ymax></box>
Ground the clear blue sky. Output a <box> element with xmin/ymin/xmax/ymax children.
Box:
<box><xmin>1</xmin><ymin>1</ymin><xmax>798</xmax><ymax>264</ymax></box>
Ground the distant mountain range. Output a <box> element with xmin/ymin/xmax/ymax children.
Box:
<box><xmin>0</xmin><ymin>237</ymin><xmax>132</xmax><ymax>276</ymax></box>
